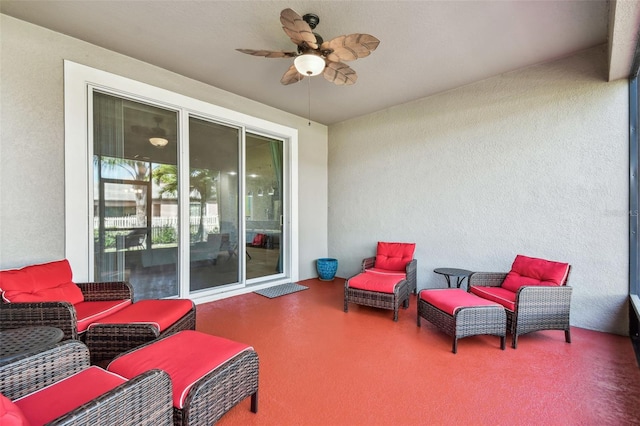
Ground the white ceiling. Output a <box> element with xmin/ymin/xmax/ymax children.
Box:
<box><xmin>2</xmin><ymin>1</ymin><xmax>639</xmax><ymax>125</ymax></box>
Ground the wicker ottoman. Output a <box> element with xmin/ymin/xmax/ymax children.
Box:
<box><xmin>84</xmin><ymin>299</ymin><xmax>196</xmax><ymax>365</ymax></box>
<box><xmin>107</xmin><ymin>330</ymin><xmax>259</xmax><ymax>425</ymax></box>
<box><xmin>344</xmin><ymin>271</ymin><xmax>409</xmax><ymax>321</ymax></box>
<box><xmin>417</xmin><ymin>289</ymin><xmax>506</xmax><ymax>353</ymax></box>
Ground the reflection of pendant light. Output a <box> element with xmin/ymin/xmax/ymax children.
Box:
<box><xmin>268</xmin><ymin>187</ymin><xmax>275</xmax><ymax>196</ymax></box>
<box><xmin>248</xmin><ymin>191</ymin><xmax>254</xmax><ymax>197</ymax></box>
<box><xmin>257</xmin><ymin>188</ymin><xmax>264</xmax><ymax>197</ymax></box>
<box><xmin>149</xmin><ymin>117</ymin><xmax>168</xmax><ymax>148</ymax></box>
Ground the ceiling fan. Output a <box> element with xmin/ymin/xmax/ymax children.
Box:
<box><xmin>237</xmin><ymin>8</ymin><xmax>380</xmax><ymax>86</ymax></box>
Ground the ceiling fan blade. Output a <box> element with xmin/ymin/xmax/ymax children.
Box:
<box><xmin>236</xmin><ymin>49</ymin><xmax>296</xmax><ymax>58</ymax></box>
<box><xmin>321</xmin><ymin>34</ymin><xmax>380</xmax><ymax>62</ymax></box>
<box><xmin>281</xmin><ymin>65</ymin><xmax>305</xmax><ymax>85</ymax></box>
<box><xmin>280</xmin><ymin>8</ymin><xmax>318</xmax><ymax>50</ymax></box>
<box><xmin>323</xmin><ymin>61</ymin><xmax>358</xmax><ymax>86</ymax></box>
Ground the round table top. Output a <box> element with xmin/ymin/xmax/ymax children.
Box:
<box><xmin>0</xmin><ymin>326</ymin><xmax>64</xmax><ymax>364</ymax></box>
<box><xmin>433</xmin><ymin>268</ymin><xmax>473</xmax><ymax>277</ymax></box>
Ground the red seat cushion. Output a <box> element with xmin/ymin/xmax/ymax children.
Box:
<box><xmin>107</xmin><ymin>330</ymin><xmax>252</xmax><ymax>409</ymax></box>
<box><xmin>348</xmin><ymin>270</ymin><xmax>405</xmax><ymax>293</ymax></box>
<box><xmin>14</xmin><ymin>367</ymin><xmax>126</xmax><ymax>426</ymax></box>
<box><xmin>469</xmin><ymin>286</ymin><xmax>516</xmax><ymax>311</ymax></box>
<box><xmin>366</xmin><ymin>268</ymin><xmax>407</xmax><ymax>278</ymax></box>
<box><xmin>75</xmin><ymin>299</ymin><xmax>132</xmax><ymax>332</ymax></box>
<box><xmin>0</xmin><ymin>259</ymin><xmax>84</xmax><ymax>305</ymax></box>
<box><xmin>501</xmin><ymin>255</ymin><xmax>570</xmax><ymax>293</ymax></box>
<box><xmin>419</xmin><ymin>289</ymin><xmax>501</xmax><ymax>316</ymax></box>
<box><xmin>88</xmin><ymin>299</ymin><xmax>193</xmax><ymax>333</ymax></box>
<box><xmin>374</xmin><ymin>242</ymin><xmax>415</xmax><ymax>272</ymax></box>
<box><xmin>0</xmin><ymin>394</ymin><xmax>29</xmax><ymax>426</ymax></box>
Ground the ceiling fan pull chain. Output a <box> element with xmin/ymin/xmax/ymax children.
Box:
<box><xmin>308</xmin><ymin>76</ymin><xmax>312</xmax><ymax>126</ymax></box>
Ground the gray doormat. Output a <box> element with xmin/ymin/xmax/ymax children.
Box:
<box><xmin>254</xmin><ymin>283</ymin><xmax>309</xmax><ymax>299</ymax></box>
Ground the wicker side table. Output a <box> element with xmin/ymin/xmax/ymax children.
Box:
<box><xmin>0</xmin><ymin>326</ymin><xmax>64</xmax><ymax>365</ymax></box>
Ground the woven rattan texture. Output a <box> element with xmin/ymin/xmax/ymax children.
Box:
<box><xmin>344</xmin><ymin>278</ymin><xmax>409</xmax><ymax>321</ymax></box>
<box><xmin>85</xmin><ymin>303</ymin><xmax>196</xmax><ymax>365</ymax></box>
<box><xmin>0</xmin><ymin>340</ymin><xmax>173</xmax><ymax>425</ymax></box>
<box><xmin>469</xmin><ymin>268</ymin><xmax>572</xmax><ymax>348</ymax></box>
<box><xmin>417</xmin><ymin>296</ymin><xmax>506</xmax><ymax>353</ymax></box>
<box><xmin>175</xmin><ymin>349</ymin><xmax>259</xmax><ymax>425</ymax></box>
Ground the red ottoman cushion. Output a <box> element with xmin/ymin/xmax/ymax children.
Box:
<box><xmin>107</xmin><ymin>330</ymin><xmax>253</xmax><ymax>409</ymax></box>
<box><xmin>14</xmin><ymin>367</ymin><xmax>126</xmax><ymax>426</ymax></box>
<box><xmin>88</xmin><ymin>299</ymin><xmax>193</xmax><ymax>333</ymax></box>
<box><xmin>349</xmin><ymin>270</ymin><xmax>405</xmax><ymax>293</ymax></box>
<box><xmin>419</xmin><ymin>289</ymin><xmax>501</xmax><ymax>316</ymax></box>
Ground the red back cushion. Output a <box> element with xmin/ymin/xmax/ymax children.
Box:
<box><xmin>501</xmin><ymin>255</ymin><xmax>570</xmax><ymax>293</ymax></box>
<box><xmin>0</xmin><ymin>259</ymin><xmax>84</xmax><ymax>305</ymax></box>
<box><xmin>375</xmin><ymin>242</ymin><xmax>415</xmax><ymax>272</ymax></box>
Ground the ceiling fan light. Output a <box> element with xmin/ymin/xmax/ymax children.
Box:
<box><xmin>149</xmin><ymin>137</ymin><xmax>169</xmax><ymax>147</ymax></box>
<box><xmin>294</xmin><ymin>54</ymin><xmax>325</xmax><ymax>76</ymax></box>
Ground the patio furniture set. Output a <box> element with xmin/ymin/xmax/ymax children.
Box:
<box><xmin>344</xmin><ymin>244</ymin><xmax>572</xmax><ymax>354</ymax></box>
<box><xmin>0</xmin><ymin>259</ymin><xmax>258</xmax><ymax>425</ymax></box>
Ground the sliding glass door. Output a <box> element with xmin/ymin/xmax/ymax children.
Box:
<box><xmin>245</xmin><ymin>133</ymin><xmax>284</xmax><ymax>281</ymax></box>
<box><xmin>188</xmin><ymin>117</ymin><xmax>241</xmax><ymax>293</ymax></box>
<box><xmin>90</xmin><ymin>89</ymin><xmax>287</xmax><ymax>300</ymax></box>
<box><xmin>93</xmin><ymin>92</ymin><xmax>180</xmax><ymax>299</ymax></box>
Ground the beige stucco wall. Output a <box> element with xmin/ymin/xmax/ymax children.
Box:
<box><xmin>329</xmin><ymin>46</ymin><xmax>629</xmax><ymax>335</ymax></box>
<box><xmin>0</xmin><ymin>14</ymin><xmax>328</xmax><ymax>280</ymax></box>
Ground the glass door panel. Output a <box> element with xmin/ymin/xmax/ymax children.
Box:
<box><xmin>93</xmin><ymin>91</ymin><xmax>179</xmax><ymax>300</ymax></box>
<box><xmin>188</xmin><ymin>116</ymin><xmax>240</xmax><ymax>292</ymax></box>
<box><xmin>245</xmin><ymin>133</ymin><xmax>284</xmax><ymax>280</ymax></box>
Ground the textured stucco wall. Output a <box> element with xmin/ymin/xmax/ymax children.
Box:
<box><xmin>329</xmin><ymin>46</ymin><xmax>629</xmax><ymax>335</ymax></box>
<box><xmin>0</xmin><ymin>14</ymin><xmax>328</xmax><ymax>280</ymax></box>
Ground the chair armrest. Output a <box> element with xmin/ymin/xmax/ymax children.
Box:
<box><xmin>361</xmin><ymin>257</ymin><xmax>375</xmax><ymax>271</ymax></box>
<box><xmin>77</xmin><ymin>281</ymin><xmax>134</xmax><ymax>301</ymax></box>
<box><xmin>405</xmin><ymin>259</ymin><xmax>417</xmax><ymax>290</ymax></box>
<box><xmin>468</xmin><ymin>272</ymin><xmax>507</xmax><ymax>288</ymax></box>
<box><xmin>0</xmin><ymin>340</ymin><xmax>89</xmax><ymax>400</ymax></box>
<box><xmin>0</xmin><ymin>301</ymin><xmax>78</xmax><ymax>340</ymax></box>
<box><xmin>516</xmin><ymin>285</ymin><xmax>573</xmax><ymax>313</ymax></box>
<box><xmin>52</xmin><ymin>368</ymin><xmax>173</xmax><ymax>426</ymax></box>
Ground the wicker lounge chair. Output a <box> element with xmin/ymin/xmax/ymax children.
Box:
<box><xmin>468</xmin><ymin>254</ymin><xmax>572</xmax><ymax>348</ymax></box>
<box><xmin>0</xmin><ymin>340</ymin><xmax>173</xmax><ymax>425</ymax></box>
<box><xmin>344</xmin><ymin>242</ymin><xmax>416</xmax><ymax>321</ymax></box>
<box><xmin>0</xmin><ymin>259</ymin><xmax>196</xmax><ymax>364</ymax></box>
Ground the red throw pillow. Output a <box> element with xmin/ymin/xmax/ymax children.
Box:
<box><xmin>0</xmin><ymin>259</ymin><xmax>84</xmax><ymax>305</ymax></box>
<box><xmin>375</xmin><ymin>242</ymin><xmax>415</xmax><ymax>272</ymax></box>
<box><xmin>501</xmin><ymin>255</ymin><xmax>570</xmax><ymax>293</ymax></box>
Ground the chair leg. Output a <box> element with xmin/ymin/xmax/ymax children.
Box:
<box><xmin>500</xmin><ymin>335</ymin><xmax>506</xmax><ymax>350</ymax></box>
<box><xmin>402</xmin><ymin>297</ymin><xmax>409</xmax><ymax>309</ymax></box>
<box><xmin>512</xmin><ymin>334</ymin><xmax>518</xmax><ymax>349</ymax></box>
<box><xmin>565</xmin><ymin>329</ymin><xmax>571</xmax><ymax>343</ymax></box>
<box><xmin>452</xmin><ymin>338</ymin><xmax>458</xmax><ymax>354</ymax></box>
<box><xmin>344</xmin><ymin>297</ymin><xmax>349</xmax><ymax>313</ymax></box>
<box><xmin>393</xmin><ymin>306</ymin><xmax>399</xmax><ymax>322</ymax></box>
<box><xmin>417</xmin><ymin>313</ymin><xmax>421</xmax><ymax>327</ymax></box>
<box><xmin>251</xmin><ymin>391</ymin><xmax>258</xmax><ymax>413</ymax></box>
